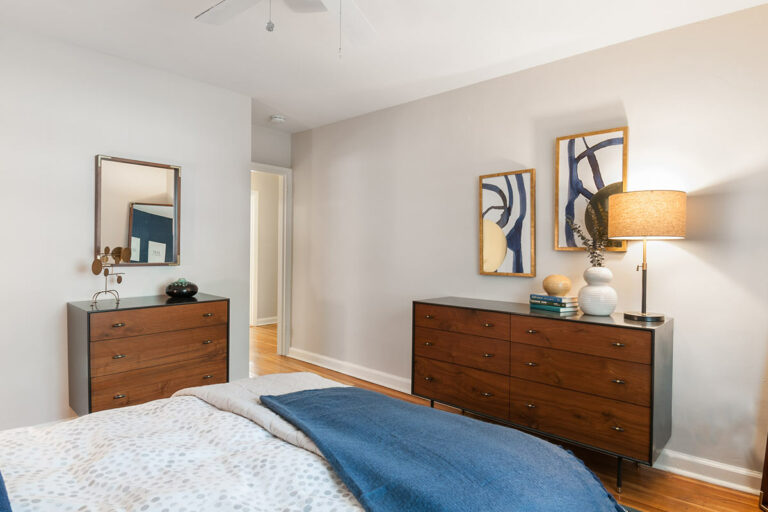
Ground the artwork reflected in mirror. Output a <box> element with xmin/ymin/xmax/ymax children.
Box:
<box><xmin>96</xmin><ymin>155</ymin><xmax>180</xmax><ymax>266</ymax></box>
<box><xmin>555</xmin><ymin>127</ymin><xmax>627</xmax><ymax>252</ymax></box>
<box><xmin>479</xmin><ymin>168</ymin><xmax>536</xmax><ymax>277</ymax></box>
<box><xmin>128</xmin><ymin>203</ymin><xmax>175</xmax><ymax>263</ymax></box>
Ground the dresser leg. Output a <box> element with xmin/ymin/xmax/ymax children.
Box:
<box><xmin>430</xmin><ymin>400</ymin><xmax>434</xmax><ymax>408</ymax></box>
<box><xmin>616</xmin><ymin>457</ymin><xmax>623</xmax><ymax>494</ymax></box>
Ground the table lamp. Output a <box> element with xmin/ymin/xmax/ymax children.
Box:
<box><xmin>607</xmin><ymin>190</ymin><xmax>686</xmax><ymax>322</ymax></box>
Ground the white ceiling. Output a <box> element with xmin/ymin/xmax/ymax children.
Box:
<box><xmin>2</xmin><ymin>0</ymin><xmax>765</xmax><ymax>132</ymax></box>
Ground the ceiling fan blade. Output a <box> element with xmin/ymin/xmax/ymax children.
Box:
<box><xmin>320</xmin><ymin>0</ymin><xmax>376</xmax><ymax>45</ymax></box>
<box><xmin>283</xmin><ymin>0</ymin><xmax>328</xmax><ymax>13</ymax></box>
<box><xmin>195</xmin><ymin>0</ymin><xmax>264</xmax><ymax>25</ymax></box>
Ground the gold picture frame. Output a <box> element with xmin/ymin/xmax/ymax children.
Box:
<box><xmin>555</xmin><ymin>127</ymin><xmax>628</xmax><ymax>252</ymax></box>
<box><xmin>479</xmin><ymin>168</ymin><xmax>536</xmax><ymax>277</ymax></box>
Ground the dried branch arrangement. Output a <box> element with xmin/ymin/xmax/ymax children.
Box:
<box><xmin>566</xmin><ymin>204</ymin><xmax>607</xmax><ymax>267</ymax></box>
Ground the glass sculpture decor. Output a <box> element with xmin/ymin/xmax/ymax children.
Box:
<box><xmin>555</xmin><ymin>127</ymin><xmax>628</xmax><ymax>252</ymax></box>
<box><xmin>479</xmin><ymin>168</ymin><xmax>536</xmax><ymax>277</ymax></box>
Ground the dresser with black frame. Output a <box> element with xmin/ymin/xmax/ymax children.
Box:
<box><xmin>411</xmin><ymin>296</ymin><xmax>673</xmax><ymax>491</ymax></box>
<box><xmin>67</xmin><ymin>294</ymin><xmax>229</xmax><ymax>415</ymax></box>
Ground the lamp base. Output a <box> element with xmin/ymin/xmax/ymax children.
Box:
<box><xmin>624</xmin><ymin>311</ymin><xmax>665</xmax><ymax>322</ymax></box>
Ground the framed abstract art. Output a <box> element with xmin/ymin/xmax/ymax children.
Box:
<box><xmin>555</xmin><ymin>127</ymin><xmax>628</xmax><ymax>251</ymax></box>
<box><xmin>479</xmin><ymin>168</ymin><xmax>535</xmax><ymax>277</ymax></box>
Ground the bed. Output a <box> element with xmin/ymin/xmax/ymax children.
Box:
<box><xmin>0</xmin><ymin>373</ymin><xmax>624</xmax><ymax>512</ymax></box>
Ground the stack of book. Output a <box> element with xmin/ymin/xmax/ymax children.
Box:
<box><xmin>529</xmin><ymin>294</ymin><xmax>579</xmax><ymax>316</ymax></box>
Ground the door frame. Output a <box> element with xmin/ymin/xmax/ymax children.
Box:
<box><xmin>249</xmin><ymin>188</ymin><xmax>260</xmax><ymax>326</ymax></box>
<box><xmin>250</xmin><ymin>162</ymin><xmax>293</xmax><ymax>356</ymax></box>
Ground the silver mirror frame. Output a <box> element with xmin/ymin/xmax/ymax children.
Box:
<box><xmin>95</xmin><ymin>155</ymin><xmax>181</xmax><ymax>266</ymax></box>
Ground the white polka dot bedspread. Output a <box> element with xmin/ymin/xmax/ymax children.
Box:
<box><xmin>0</xmin><ymin>374</ymin><xmax>363</xmax><ymax>512</ymax></box>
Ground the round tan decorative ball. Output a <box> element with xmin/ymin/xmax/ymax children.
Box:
<box><xmin>543</xmin><ymin>274</ymin><xmax>572</xmax><ymax>297</ymax></box>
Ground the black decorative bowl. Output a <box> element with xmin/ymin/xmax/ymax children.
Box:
<box><xmin>166</xmin><ymin>296</ymin><xmax>198</xmax><ymax>304</ymax></box>
<box><xmin>166</xmin><ymin>278</ymin><xmax>198</xmax><ymax>298</ymax></box>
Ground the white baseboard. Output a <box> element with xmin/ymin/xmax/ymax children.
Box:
<box><xmin>254</xmin><ymin>316</ymin><xmax>278</xmax><ymax>326</ymax></box>
<box><xmin>287</xmin><ymin>347</ymin><xmax>411</xmax><ymax>394</ymax></box>
<box><xmin>286</xmin><ymin>348</ymin><xmax>761</xmax><ymax>494</ymax></box>
<box><xmin>654</xmin><ymin>448</ymin><xmax>761</xmax><ymax>495</ymax></box>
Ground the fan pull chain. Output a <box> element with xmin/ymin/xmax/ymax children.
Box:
<box><xmin>266</xmin><ymin>0</ymin><xmax>275</xmax><ymax>32</ymax></box>
<box><xmin>338</xmin><ymin>0</ymin><xmax>343</xmax><ymax>58</ymax></box>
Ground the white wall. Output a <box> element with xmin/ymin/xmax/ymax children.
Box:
<box><xmin>0</xmin><ymin>33</ymin><xmax>252</xmax><ymax>429</ymax></box>
<box><xmin>291</xmin><ymin>6</ymin><xmax>768</xmax><ymax>490</ymax></box>
<box><xmin>252</xmin><ymin>124</ymin><xmax>291</xmax><ymax>168</ymax></box>
<box><xmin>250</xmin><ymin>171</ymin><xmax>280</xmax><ymax>323</ymax></box>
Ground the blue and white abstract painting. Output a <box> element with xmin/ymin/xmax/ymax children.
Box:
<box><xmin>479</xmin><ymin>169</ymin><xmax>535</xmax><ymax>276</ymax></box>
<box><xmin>555</xmin><ymin>127</ymin><xmax>627</xmax><ymax>251</ymax></box>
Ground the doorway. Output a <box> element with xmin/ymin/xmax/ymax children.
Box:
<box><xmin>249</xmin><ymin>163</ymin><xmax>292</xmax><ymax>377</ymax></box>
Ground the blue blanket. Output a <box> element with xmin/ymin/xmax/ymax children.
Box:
<box><xmin>261</xmin><ymin>387</ymin><xmax>623</xmax><ymax>512</ymax></box>
<box><xmin>0</xmin><ymin>471</ymin><xmax>11</xmax><ymax>512</ymax></box>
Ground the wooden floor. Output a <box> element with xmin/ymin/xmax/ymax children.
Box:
<box><xmin>250</xmin><ymin>324</ymin><xmax>758</xmax><ymax>511</ymax></box>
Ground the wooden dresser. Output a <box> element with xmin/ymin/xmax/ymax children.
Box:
<box><xmin>412</xmin><ymin>297</ymin><xmax>673</xmax><ymax>481</ymax></box>
<box><xmin>67</xmin><ymin>294</ymin><xmax>229</xmax><ymax>415</ymax></box>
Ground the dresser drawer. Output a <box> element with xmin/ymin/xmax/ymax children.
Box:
<box><xmin>414</xmin><ymin>304</ymin><xmax>510</xmax><ymax>340</ymax></box>
<box><xmin>91</xmin><ymin>356</ymin><xmax>227</xmax><ymax>412</ymax></box>
<box><xmin>509</xmin><ymin>344</ymin><xmax>651</xmax><ymax>406</ymax></box>
<box><xmin>90</xmin><ymin>325</ymin><xmax>227</xmax><ymax>378</ymax></box>
<box><xmin>510</xmin><ymin>316</ymin><xmax>651</xmax><ymax>364</ymax></box>
<box><xmin>414</xmin><ymin>327</ymin><xmax>510</xmax><ymax>375</ymax></box>
<box><xmin>509</xmin><ymin>377</ymin><xmax>650</xmax><ymax>461</ymax></box>
<box><xmin>413</xmin><ymin>357</ymin><xmax>509</xmax><ymax>418</ymax></box>
<box><xmin>89</xmin><ymin>301</ymin><xmax>228</xmax><ymax>341</ymax></box>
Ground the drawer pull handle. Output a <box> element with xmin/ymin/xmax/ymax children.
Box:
<box><xmin>526</xmin><ymin>329</ymin><xmax>537</xmax><ymax>334</ymax></box>
<box><xmin>202</xmin><ymin>340</ymin><xmax>213</xmax><ymax>345</ymax></box>
<box><xmin>482</xmin><ymin>353</ymin><xmax>494</xmax><ymax>358</ymax></box>
<box><xmin>203</xmin><ymin>374</ymin><xmax>214</xmax><ymax>379</ymax></box>
<box><xmin>203</xmin><ymin>313</ymin><xmax>214</xmax><ymax>317</ymax></box>
<box><xmin>525</xmin><ymin>362</ymin><xmax>538</xmax><ymax>367</ymax></box>
<box><xmin>612</xmin><ymin>342</ymin><xmax>625</xmax><ymax>347</ymax></box>
<box><xmin>611</xmin><ymin>379</ymin><xmax>626</xmax><ymax>385</ymax></box>
<box><xmin>424</xmin><ymin>314</ymin><xmax>434</xmax><ymax>319</ymax></box>
<box><xmin>526</xmin><ymin>403</ymin><xmax>536</xmax><ymax>409</ymax></box>
<box><xmin>483</xmin><ymin>323</ymin><xmax>494</xmax><ymax>328</ymax></box>
<box><xmin>424</xmin><ymin>376</ymin><xmax>434</xmax><ymax>382</ymax></box>
<box><xmin>480</xmin><ymin>392</ymin><xmax>494</xmax><ymax>398</ymax></box>
<box><xmin>112</xmin><ymin>354</ymin><xmax>127</xmax><ymax>360</ymax></box>
<box><xmin>112</xmin><ymin>322</ymin><xmax>125</xmax><ymax>328</ymax></box>
<box><xmin>423</xmin><ymin>341</ymin><xmax>434</xmax><ymax>346</ymax></box>
<box><xmin>113</xmin><ymin>394</ymin><xmax>126</xmax><ymax>400</ymax></box>
<box><xmin>611</xmin><ymin>426</ymin><xmax>625</xmax><ymax>432</ymax></box>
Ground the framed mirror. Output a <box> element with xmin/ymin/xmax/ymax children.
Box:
<box><xmin>95</xmin><ymin>155</ymin><xmax>180</xmax><ymax>266</ymax></box>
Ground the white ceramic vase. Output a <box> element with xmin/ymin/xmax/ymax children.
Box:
<box><xmin>578</xmin><ymin>267</ymin><xmax>618</xmax><ymax>316</ymax></box>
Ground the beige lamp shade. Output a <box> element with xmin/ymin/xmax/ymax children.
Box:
<box><xmin>608</xmin><ymin>190</ymin><xmax>687</xmax><ymax>240</ymax></box>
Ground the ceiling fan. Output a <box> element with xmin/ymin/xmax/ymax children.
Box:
<box><xmin>195</xmin><ymin>0</ymin><xmax>375</xmax><ymax>44</ymax></box>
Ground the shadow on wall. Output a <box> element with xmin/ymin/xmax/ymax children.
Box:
<box><xmin>532</xmin><ymin>102</ymin><xmax>628</xmax><ymax>165</ymax></box>
<box><xmin>687</xmin><ymin>166</ymin><xmax>768</xmax><ymax>471</ymax></box>
<box><xmin>531</xmin><ymin>102</ymin><xmax>628</xmax><ymax>236</ymax></box>
<box><xmin>474</xmin><ymin>158</ymin><xmax>530</xmax><ymax>176</ymax></box>
<box><xmin>529</xmin><ymin>102</ymin><xmax>629</xmax><ymax>280</ymax></box>
<box><xmin>686</xmin><ymin>167</ymin><xmax>768</xmax><ymax>300</ymax></box>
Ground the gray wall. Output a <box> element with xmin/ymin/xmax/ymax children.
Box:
<box><xmin>291</xmin><ymin>7</ymin><xmax>768</xmax><ymax>487</ymax></box>
<box><xmin>252</xmin><ymin>124</ymin><xmax>291</xmax><ymax>168</ymax></box>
